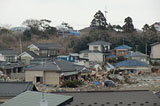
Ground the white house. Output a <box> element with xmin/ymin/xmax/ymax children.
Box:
<box><xmin>79</xmin><ymin>41</ymin><xmax>111</xmax><ymax>63</ymax></box>
<box><xmin>0</xmin><ymin>49</ymin><xmax>17</xmax><ymax>62</ymax></box>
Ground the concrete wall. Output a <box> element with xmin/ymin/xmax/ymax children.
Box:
<box><xmin>25</xmin><ymin>71</ymin><xmax>60</xmax><ymax>85</ymax></box>
<box><xmin>25</xmin><ymin>71</ymin><xmax>43</xmax><ymax>83</ymax></box>
<box><xmin>44</xmin><ymin>71</ymin><xmax>60</xmax><ymax>85</ymax></box>
<box><xmin>151</xmin><ymin>44</ymin><xmax>160</xmax><ymax>59</ymax></box>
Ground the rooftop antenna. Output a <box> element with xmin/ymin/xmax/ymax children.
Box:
<box><xmin>40</xmin><ymin>92</ymin><xmax>48</xmax><ymax>106</ymax></box>
<box><xmin>104</xmin><ymin>4</ymin><xmax>108</xmax><ymax>20</ymax></box>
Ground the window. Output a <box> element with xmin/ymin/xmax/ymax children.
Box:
<box><xmin>40</xmin><ymin>50</ymin><xmax>48</xmax><ymax>56</ymax></box>
<box><xmin>93</xmin><ymin>46</ymin><xmax>98</xmax><ymax>51</ymax></box>
<box><xmin>83</xmin><ymin>53</ymin><xmax>88</xmax><ymax>58</ymax></box>
<box><xmin>36</xmin><ymin>76</ymin><xmax>43</xmax><ymax>83</ymax></box>
<box><xmin>5</xmin><ymin>56</ymin><xmax>16</xmax><ymax>62</ymax></box>
<box><xmin>119</xmin><ymin>50</ymin><xmax>125</xmax><ymax>54</ymax></box>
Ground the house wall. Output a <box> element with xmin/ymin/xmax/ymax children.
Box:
<box><xmin>44</xmin><ymin>71</ymin><xmax>60</xmax><ymax>85</ymax></box>
<box><xmin>25</xmin><ymin>71</ymin><xmax>60</xmax><ymax>85</ymax></box>
<box><xmin>21</xmin><ymin>57</ymin><xmax>32</xmax><ymax>65</ymax></box>
<box><xmin>89</xmin><ymin>45</ymin><xmax>103</xmax><ymax>52</ymax></box>
<box><xmin>0</xmin><ymin>98</ymin><xmax>11</xmax><ymax>103</ymax></box>
<box><xmin>88</xmin><ymin>53</ymin><xmax>104</xmax><ymax>62</ymax></box>
<box><xmin>0</xmin><ymin>54</ymin><xmax>5</xmax><ymax>61</ymax></box>
<box><xmin>79</xmin><ymin>53</ymin><xmax>89</xmax><ymax>59</ymax></box>
<box><xmin>151</xmin><ymin>44</ymin><xmax>160</xmax><ymax>59</ymax></box>
<box><xmin>25</xmin><ymin>71</ymin><xmax>43</xmax><ymax>83</ymax></box>
<box><xmin>112</xmin><ymin>49</ymin><xmax>129</xmax><ymax>57</ymax></box>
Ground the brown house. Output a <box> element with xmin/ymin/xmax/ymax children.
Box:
<box><xmin>112</xmin><ymin>45</ymin><xmax>132</xmax><ymax>57</ymax></box>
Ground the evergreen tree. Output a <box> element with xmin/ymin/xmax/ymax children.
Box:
<box><xmin>122</xmin><ymin>17</ymin><xmax>135</xmax><ymax>33</ymax></box>
<box><xmin>142</xmin><ymin>24</ymin><xmax>150</xmax><ymax>32</ymax></box>
<box><xmin>90</xmin><ymin>10</ymin><xmax>107</xmax><ymax>29</ymax></box>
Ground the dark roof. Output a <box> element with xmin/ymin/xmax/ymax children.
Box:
<box><xmin>115</xmin><ymin>60</ymin><xmax>149</xmax><ymax>67</ymax></box>
<box><xmin>26</xmin><ymin>59</ymin><xmax>76</xmax><ymax>72</ymax></box>
<box><xmin>0</xmin><ymin>91</ymin><xmax>73</xmax><ymax>106</ymax></box>
<box><xmin>53</xmin><ymin>90</ymin><xmax>160</xmax><ymax>106</ymax></box>
<box><xmin>0</xmin><ymin>61</ymin><xmax>24</xmax><ymax>69</ymax></box>
<box><xmin>114</xmin><ymin>45</ymin><xmax>132</xmax><ymax>50</ymax></box>
<box><xmin>124</xmin><ymin>51</ymin><xmax>148</xmax><ymax>58</ymax></box>
<box><xmin>88</xmin><ymin>41</ymin><xmax>111</xmax><ymax>46</ymax></box>
<box><xmin>0</xmin><ymin>49</ymin><xmax>17</xmax><ymax>55</ymax></box>
<box><xmin>26</xmin><ymin>51</ymin><xmax>39</xmax><ymax>58</ymax></box>
<box><xmin>151</xmin><ymin>42</ymin><xmax>160</xmax><ymax>46</ymax></box>
<box><xmin>0</xmin><ymin>82</ymin><xmax>36</xmax><ymax>97</ymax></box>
<box><xmin>33</xmin><ymin>43</ymin><xmax>61</xmax><ymax>50</ymax></box>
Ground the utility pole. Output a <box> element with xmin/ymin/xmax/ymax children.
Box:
<box><xmin>145</xmin><ymin>43</ymin><xmax>148</xmax><ymax>55</ymax></box>
<box><xmin>19</xmin><ymin>37</ymin><xmax>22</xmax><ymax>53</ymax></box>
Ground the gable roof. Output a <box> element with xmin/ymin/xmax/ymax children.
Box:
<box><xmin>125</xmin><ymin>51</ymin><xmax>148</xmax><ymax>58</ymax></box>
<box><xmin>115</xmin><ymin>60</ymin><xmax>149</xmax><ymax>67</ymax></box>
<box><xmin>114</xmin><ymin>45</ymin><xmax>132</xmax><ymax>50</ymax></box>
<box><xmin>33</xmin><ymin>43</ymin><xmax>61</xmax><ymax>50</ymax></box>
<box><xmin>26</xmin><ymin>59</ymin><xmax>76</xmax><ymax>72</ymax></box>
<box><xmin>0</xmin><ymin>91</ymin><xmax>73</xmax><ymax>106</ymax></box>
<box><xmin>88</xmin><ymin>41</ymin><xmax>111</xmax><ymax>46</ymax></box>
<box><xmin>53</xmin><ymin>90</ymin><xmax>160</xmax><ymax>106</ymax></box>
<box><xmin>0</xmin><ymin>82</ymin><xmax>36</xmax><ymax>97</ymax></box>
<box><xmin>0</xmin><ymin>49</ymin><xmax>17</xmax><ymax>55</ymax></box>
<box><xmin>19</xmin><ymin>51</ymin><xmax>38</xmax><ymax>58</ymax></box>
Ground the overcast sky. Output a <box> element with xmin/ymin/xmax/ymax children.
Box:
<box><xmin>0</xmin><ymin>0</ymin><xmax>160</xmax><ymax>30</ymax></box>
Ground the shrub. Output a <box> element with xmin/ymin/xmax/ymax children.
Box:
<box><xmin>61</xmin><ymin>80</ymin><xmax>83</xmax><ymax>88</ymax></box>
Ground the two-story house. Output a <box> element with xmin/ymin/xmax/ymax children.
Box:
<box><xmin>0</xmin><ymin>49</ymin><xmax>17</xmax><ymax>62</ymax></box>
<box><xmin>79</xmin><ymin>41</ymin><xmax>111</xmax><ymax>62</ymax></box>
<box><xmin>112</xmin><ymin>45</ymin><xmax>132</xmax><ymax>57</ymax></box>
<box><xmin>150</xmin><ymin>42</ymin><xmax>160</xmax><ymax>64</ymax></box>
<box><xmin>27</xmin><ymin>43</ymin><xmax>61</xmax><ymax>57</ymax></box>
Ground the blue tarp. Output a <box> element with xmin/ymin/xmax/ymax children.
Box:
<box><xmin>94</xmin><ymin>81</ymin><xmax>100</xmax><ymax>86</ymax></box>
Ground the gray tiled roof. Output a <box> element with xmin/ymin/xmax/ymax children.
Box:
<box><xmin>0</xmin><ymin>91</ymin><xmax>73</xmax><ymax>106</ymax></box>
<box><xmin>0</xmin><ymin>82</ymin><xmax>36</xmax><ymax>97</ymax></box>
<box><xmin>0</xmin><ymin>49</ymin><xmax>17</xmax><ymax>55</ymax></box>
<box><xmin>54</xmin><ymin>90</ymin><xmax>160</xmax><ymax>106</ymax></box>
<box><xmin>88</xmin><ymin>41</ymin><xmax>111</xmax><ymax>46</ymax></box>
<box><xmin>0</xmin><ymin>61</ymin><xmax>24</xmax><ymax>69</ymax></box>
<box><xmin>26</xmin><ymin>51</ymin><xmax>39</xmax><ymax>58</ymax></box>
<box><xmin>34</xmin><ymin>43</ymin><xmax>61</xmax><ymax>50</ymax></box>
<box><xmin>26</xmin><ymin>59</ymin><xmax>76</xmax><ymax>72</ymax></box>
